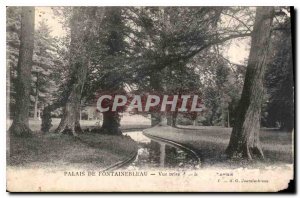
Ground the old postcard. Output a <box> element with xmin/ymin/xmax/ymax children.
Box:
<box><xmin>6</xmin><ymin>6</ymin><xmax>294</xmax><ymax>192</ymax></box>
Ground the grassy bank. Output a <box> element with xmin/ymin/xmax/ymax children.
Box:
<box><xmin>8</xmin><ymin>132</ymin><xmax>138</xmax><ymax>170</ymax></box>
<box><xmin>144</xmin><ymin>126</ymin><xmax>293</xmax><ymax>168</ymax></box>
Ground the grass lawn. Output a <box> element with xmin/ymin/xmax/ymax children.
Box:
<box><xmin>8</xmin><ymin>132</ymin><xmax>137</xmax><ymax>171</ymax></box>
<box><xmin>7</xmin><ymin>116</ymin><xmax>149</xmax><ymax>170</ymax></box>
<box><xmin>6</xmin><ymin>117</ymin><xmax>151</xmax><ymax>132</ymax></box>
<box><xmin>144</xmin><ymin>125</ymin><xmax>293</xmax><ymax>168</ymax></box>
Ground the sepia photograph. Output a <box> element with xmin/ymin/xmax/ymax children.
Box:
<box><xmin>5</xmin><ymin>4</ymin><xmax>295</xmax><ymax>192</ymax></box>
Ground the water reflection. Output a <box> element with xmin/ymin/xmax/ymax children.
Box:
<box><xmin>124</xmin><ymin>132</ymin><xmax>200</xmax><ymax>170</ymax></box>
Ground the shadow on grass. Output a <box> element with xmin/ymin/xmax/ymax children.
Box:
<box><xmin>8</xmin><ymin>132</ymin><xmax>138</xmax><ymax>170</ymax></box>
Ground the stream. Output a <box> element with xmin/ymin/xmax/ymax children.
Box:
<box><xmin>123</xmin><ymin>131</ymin><xmax>201</xmax><ymax>170</ymax></box>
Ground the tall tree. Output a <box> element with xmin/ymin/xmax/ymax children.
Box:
<box><xmin>55</xmin><ymin>7</ymin><xmax>105</xmax><ymax>135</ymax></box>
<box><xmin>32</xmin><ymin>20</ymin><xmax>59</xmax><ymax>120</ymax></box>
<box><xmin>81</xmin><ymin>7</ymin><xmax>128</xmax><ymax>135</ymax></box>
<box><xmin>6</xmin><ymin>7</ymin><xmax>21</xmax><ymax>119</ymax></box>
<box><xmin>226</xmin><ymin>7</ymin><xmax>274</xmax><ymax>160</ymax></box>
<box><xmin>9</xmin><ymin>7</ymin><xmax>35</xmax><ymax>137</ymax></box>
<box><xmin>264</xmin><ymin>9</ymin><xmax>294</xmax><ymax>131</ymax></box>
<box><xmin>123</xmin><ymin>7</ymin><xmax>252</xmax><ymax>126</ymax></box>
<box><xmin>97</xmin><ymin>7</ymin><xmax>127</xmax><ymax>135</ymax></box>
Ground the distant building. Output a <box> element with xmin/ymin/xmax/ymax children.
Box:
<box><xmin>80</xmin><ymin>106</ymin><xmax>102</xmax><ymax>120</ymax></box>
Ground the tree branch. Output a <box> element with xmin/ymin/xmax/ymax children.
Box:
<box><xmin>182</xmin><ymin>32</ymin><xmax>252</xmax><ymax>61</ymax></box>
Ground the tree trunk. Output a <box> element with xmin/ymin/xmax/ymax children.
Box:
<box><xmin>33</xmin><ymin>74</ymin><xmax>39</xmax><ymax>120</ymax></box>
<box><xmin>167</xmin><ymin>113</ymin><xmax>177</xmax><ymax>127</ymax></box>
<box><xmin>41</xmin><ymin>101</ymin><xmax>62</xmax><ymax>133</ymax></box>
<box><xmin>209</xmin><ymin>105</ymin><xmax>217</xmax><ymax>126</ymax></box>
<box><xmin>167</xmin><ymin>113</ymin><xmax>175</xmax><ymax>127</ymax></box>
<box><xmin>226</xmin><ymin>7</ymin><xmax>274</xmax><ymax>160</ymax></box>
<box><xmin>172</xmin><ymin>112</ymin><xmax>177</xmax><ymax>127</ymax></box>
<box><xmin>100</xmin><ymin>111</ymin><xmax>122</xmax><ymax>135</ymax></box>
<box><xmin>55</xmin><ymin>7</ymin><xmax>100</xmax><ymax>136</ymax></box>
<box><xmin>33</xmin><ymin>94</ymin><xmax>38</xmax><ymax>120</ymax></box>
<box><xmin>150</xmin><ymin>72</ymin><xmax>162</xmax><ymax>126</ymax></box>
<box><xmin>227</xmin><ymin>109</ymin><xmax>230</xmax><ymax>128</ymax></box>
<box><xmin>151</xmin><ymin>112</ymin><xmax>162</xmax><ymax>126</ymax></box>
<box><xmin>55</xmin><ymin>76</ymin><xmax>85</xmax><ymax>136</ymax></box>
<box><xmin>9</xmin><ymin>7</ymin><xmax>35</xmax><ymax>137</ymax></box>
<box><xmin>221</xmin><ymin>101</ymin><xmax>225</xmax><ymax>127</ymax></box>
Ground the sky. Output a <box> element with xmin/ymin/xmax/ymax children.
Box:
<box><xmin>35</xmin><ymin>7</ymin><xmax>66</xmax><ymax>38</ymax></box>
<box><xmin>34</xmin><ymin>7</ymin><xmax>250</xmax><ymax>65</ymax></box>
<box><xmin>225</xmin><ymin>38</ymin><xmax>250</xmax><ymax>65</ymax></box>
